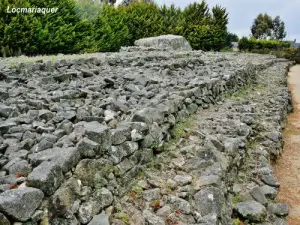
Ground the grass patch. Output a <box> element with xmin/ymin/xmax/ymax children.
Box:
<box><xmin>114</xmin><ymin>211</ymin><xmax>130</xmax><ymax>224</ymax></box>
<box><xmin>233</xmin><ymin>218</ymin><xmax>244</xmax><ymax>225</ymax></box>
<box><xmin>232</xmin><ymin>195</ymin><xmax>247</xmax><ymax>205</ymax></box>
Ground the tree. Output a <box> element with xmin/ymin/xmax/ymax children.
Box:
<box><xmin>227</xmin><ymin>33</ymin><xmax>239</xmax><ymax>42</ymax></box>
<box><xmin>251</xmin><ymin>13</ymin><xmax>287</xmax><ymax>40</ymax></box>
<box><xmin>272</xmin><ymin>16</ymin><xmax>286</xmax><ymax>40</ymax></box>
<box><xmin>251</xmin><ymin>13</ymin><xmax>272</xmax><ymax>39</ymax></box>
<box><xmin>159</xmin><ymin>4</ymin><xmax>183</xmax><ymax>35</ymax></box>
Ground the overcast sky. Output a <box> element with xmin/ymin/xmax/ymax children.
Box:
<box><xmin>157</xmin><ymin>0</ymin><xmax>300</xmax><ymax>42</ymax></box>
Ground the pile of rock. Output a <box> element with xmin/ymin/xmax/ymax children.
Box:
<box><xmin>0</xmin><ymin>36</ymin><xmax>288</xmax><ymax>224</ymax></box>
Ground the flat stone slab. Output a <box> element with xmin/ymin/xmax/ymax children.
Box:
<box><xmin>0</xmin><ymin>187</ymin><xmax>44</xmax><ymax>221</ymax></box>
<box><xmin>134</xmin><ymin>35</ymin><xmax>192</xmax><ymax>51</ymax></box>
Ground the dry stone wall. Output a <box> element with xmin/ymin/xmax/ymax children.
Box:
<box><xmin>0</xmin><ymin>48</ymin><xmax>290</xmax><ymax>224</ymax></box>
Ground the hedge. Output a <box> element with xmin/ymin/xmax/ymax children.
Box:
<box><xmin>0</xmin><ymin>0</ymin><xmax>230</xmax><ymax>57</ymax></box>
<box><xmin>238</xmin><ymin>37</ymin><xmax>291</xmax><ymax>51</ymax></box>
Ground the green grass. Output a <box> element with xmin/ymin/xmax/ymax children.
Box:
<box><xmin>232</xmin><ymin>195</ymin><xmax>247</xmax><ymax>205</ymax></box>
<box><xmin>114</xmin><ymin>211</ymin><xmax>130</xmax><ymax>224</ymax></box>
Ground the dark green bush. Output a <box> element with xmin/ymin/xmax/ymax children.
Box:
<box><xmin>0</xmin><ymin>0</ymin><xmax>230</xmax><ymax>56</ymax></box>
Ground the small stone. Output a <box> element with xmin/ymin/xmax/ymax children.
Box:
<box><xmin>233</xmin><ymin>200</ymin><xmax>266</xmax><ymax>222</ymax></box>
<box><xmin>169</xmin><ymin>195</ymin><xmax>191</xmax><ymax>214</ymax></box>
<box><xmin>92</xmin><ymin>188</ymin><xmax>113</xmax><ymax>212</ymax></box>
<box><xmin>88</xmin><ymin>211</ymin><xmax>110</xmax><ymax>225</ymax></box>
<box><xmin>194</xmin><ymin>175</ymin><xmax>220</xmax><ymax>191</ymax></box>
<box><xmin>142</xmin><ymin>188</ymin><xmax>160</xmax><ymax>201</ymax></box>
<box><xmin>143</xmin><ymin>210</ymin><xmax>165</xmax><ymax>225</ymax></box>
<box><xmin>131</xmin><ymin>129</ymin><xmax>144</xmax><ymax>141</ymax></box>
<box><xmin>78</xmin><ymin>201</ymin><xmax>93</xmax><ymax>224</ymax></box>
<box><xmin>194</xmin><ymin>187</ymin><xmax>223</xmax><ymax>217</ymax></box>
<box><xmin>0</xmin><ymin>103</ymin><xmax>14</xmax><ymax>118</ymax></box>
<box><xmin>267</xmin><ymin>203</ymin><xmax>289</xmax><ymax>216</ymax></box>
<box><xmin>250</xmin><ymin>186</ymin><xmax>268</xmax><ymax>205</ymax></box>
<box><xmin>260</xmin><ymin>174</ymin><xmax>280</xmax><ymax>187</ymax></box>
<box><xmin>261</xmin><ymin>185</ymin><xmax>277</xmax><ymax>200</ymax></box>
<box><xmin>84</xmin><ymin>122</ymin><xmax>111</xmax><ymax>151</ymax></box>
<box><xmin>173</xmin><ymin>175</ymin><xmax>192</xmax><ymax>186</ymax></box>
<box><xmin>77</xmin><ymin>137</ymin><xmax>100</xmax><ymax>157</ymax></box>
<box><xmin>104</xmin><ymin>110</ymin><xmax>115</xmax><ymax>122</ymax></box>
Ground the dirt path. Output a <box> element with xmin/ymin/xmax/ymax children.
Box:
<box><xmin>275</xmin><ymin>65</ymin><xmax>300</xmax><ymax>224</ymax></box>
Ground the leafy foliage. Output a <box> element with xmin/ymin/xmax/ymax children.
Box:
<box><xmin>94</xmin><ymin>4</ymin><xmax>131</xmax><ymax>52</ymax></box>
<box><xmin>0</xmin><ymin>0</ymin><xmax>230</xmax><ymax>56</ymax></box>
<box><xmin>251</xmin><ymin>13</ymin><xmax>287</xmax><ymax>40</ymax></box>
<box><xmin>238</xmin><ymin>37</ymin><xmax>290</xmax><ymax>51</ymax></box>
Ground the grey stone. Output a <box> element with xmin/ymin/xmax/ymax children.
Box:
<box><xmin>0</xmin><ymin>104</ymin><xmax>14</xmax><ymax>118</ymax></box>
<box><xmin>56</xmin><ymin>110</ymin><xmax>76</xmax><ymax>121</ymax></box>
<box><xmin>267</xmin><ymin>203</ymin><xmax>289</xmax><ymax>216</ymax></box>
<box><xmin>78</xmin><ymin>202</ymin><xmax>93</xmax><ymax>224</ymax></box>
<box><xmin>111</xmin><ymin>126</ymin><xmax>130</xmax><ymax>145</ymax></box>
<box><xmin>260</xmin><ymin>174</ymin><xmax>280</xmax><ymax>187</ymax></box>
<box><xmin>53</xmin><ymin>72</ymin><xmax>77</xmax><ymax>82</ymax></box>
<box><xmin>233</xmin><ymin>200</ymin><xmax>266</xmax><ymax>222</ymax></box>
<box><xmin>143</xmin><ymin>210</ymin><xmax>165</xmax><ymax>225</ymax></box>
<box><xmin>0</xmin><ymin>121</ymin><xmax>16</xmax><ymax>136</ymax></box>
<box><xmin>49</xmin><ymin>178</ymin><xmax>81</xmax><ymax>217</ymax></box>
<box><xmin>0</xmin><ymin>187</ymin><xmax>44</xmax><ymax>221</ymax></box>
<box><xmin>84</xmin><ymin>122</ymin><xmax>111</xmax><ymax>151</ymax></box>
<box><xmin>134</xmin><ymin>34</ymin><xmax>192</xmax><ymax>51</ymax></box>
<box><xmin>194</xmin><ymin>187</ymin><xmax>223</xmax><ymax>217</ymax></box>
<box><xmin>131</xmin><ymin>108</ymin><xmax>164</xmax><ymax>125</ymax></box>
<box><xmin>88</xmin><ymin>212</ymin><xmax>110</xmax><ymax>225</ymax></box>
<box><xmin>27</xmin><ymin>161</ymin><xmax>64</xmax><ymax>195</ymax></box>
<box><xmin>250</xmin><ymin>186</ymin><xmax>268</xmax><ymax>205</ymax></box>
<box><xmin>28</xmin><ymin>147</ymin><xmax>80</xmax><ymax>172</ymax></box>
<box><xmin>4</xmin><ymin>158</ymin><xmax>31</xmax><ymax>175</ymax></box>
<box><xmin>169</xmin><ymin>195</ymin><xmax>191</xmax><ymax>214</ymax></box>
<box><xmin>173</xmin><ymin>174</ymin><xmax>192</xmax><ymax>186</ymax></box>
<box><xmin>197</xmin><ymin>213</ymin><xmax>218</xmax><ymax>224</ymax></box>
<box><xmin>261</xmin><ymin>185</ymin><xmax>277</xmax><ymax>200</ymax></box>
<box><xmin>38</xmin><ymin>109</ymin><xmax>54</xmax><ymax>121</ymax></box>
<box><xmin>224</xmin><ymin>138</ymin><xmax>240</xmax><ymax>155</ymax></box>
<box><xmin>74</xmin><ymin>159</ymin><xmax>113</xmax><ymax>187</ymax></box>
<box><xmin>35</xmin><ymin>139</ymin><xmax>53</xmax><ymax>152</ymax></box>
<box><xmin>241</xmin><ymin>115</ymin><xmax>255</xmax><ymax>125</ymax></box>
<box><xmin>237</xmin><ymin>123</ymin><xmax>251</xmax><ymax>136</ymax></box>
<box><xmin>108</xmin><ymin>141</ymin><xmax>138</xmax><ymax>165</ymax></box>
<box><xmin>187</xmin><ymin>103</ymin><xmax>198</xmax><ymax>114</ymax></box>
<box><xmin>131</xmin><ymin>129</ymin><xmax>144</xmax><ymax>141</ymax></box>
<box><xmin>92</xmin><ymin>188</ymin><xmax>113</xmax><ymax>212</ymax></box>
<box><xmin>194</xmin><ymin>175</ymin><xmax>221</xmax><ymax>190</ymax></box>
<box><xmin>273</xmin><ymin>218</ymin><xmax>288</xmax><ymax>225</ymax></box>
<box><xmin>76</xmin><ymin>108</ymin><xmax>90</xmax><ymax>121</ymax></box>
<box><xmin>77</xmin><ymin>137</ymin><xmax>100</xmax><ymax>157</ymax></box>
<box><xmin>142</xmin><ymin>188</ymin><xmax>160</xmax><ymax>201</ymax></box>
<box><xmin>104</xmin><ymin>110</ymin><xmax>115</xmax><ymax>122</ymax></box>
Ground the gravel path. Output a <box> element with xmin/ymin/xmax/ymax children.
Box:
<box><xmin>275</xmin><ymin>65</ymin><xmax>300</xmax><ymax>225</ymax></box>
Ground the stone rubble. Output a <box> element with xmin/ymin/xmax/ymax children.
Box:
<box><xmin>0</xmin><ymin>43</ymin><xmax>293</xmax><ymax>224</ymax></box>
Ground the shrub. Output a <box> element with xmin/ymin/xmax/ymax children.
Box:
<box><xmin>94</xmin><ymin>5</ymin><xmax>131</xmax><ymax>52</ymax></box>
<box><xmin>0</xmin><ymin>0</ymin><xmax>231</xmax><ymax>56</ymax></box>
<box><xmin>124</xmin><ymin>2</ymin><xmax>164</xmax><ymax>45</ymax></box>
<box><xmin>238</xmin><ymin>37</ymin><xmax>291</xmax><ymax>52</ymax></box>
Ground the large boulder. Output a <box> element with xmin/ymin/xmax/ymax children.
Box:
<box><xmin>134</xmin><ymin>35</ymin><xmax>192</xmax><ymax>51</ymax></box>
